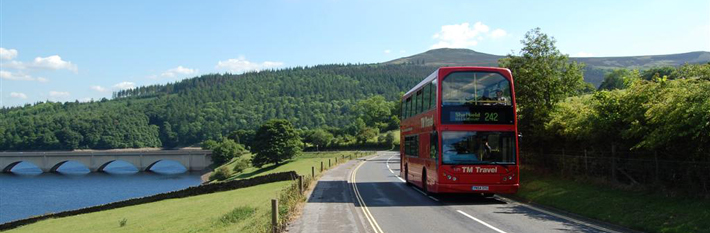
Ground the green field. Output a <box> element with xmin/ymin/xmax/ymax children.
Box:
<box><xmin>224</xmin><ymin>151</ymin><xmax>370</xmax><ymax>181</ymax></box>
<box><xmin>6</xmin><ymin>151</ymin><xmax>370</xmax><ymax>233</ymax></box>
<box><xmin>6</xmin><ymin>181</ymin><xmax>289</xmax><ymax>233</ymax></box>
<box><xmin>515</xmin><ymin>170</ymin><xmax>710</xmax><ymax>233</ymax></box>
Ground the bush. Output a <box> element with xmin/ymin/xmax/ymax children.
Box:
<box><xmin>201</xmin><ymin>139</ymin><xmax>219</xmax><ymax>150</ymax></box>
<box><xmin>232</xmin><ymin>158</ymin><xmax>250</xmax><ymax>173</ymax></box>
<box><xmin>210</xmin><ymin>166</ymin><xmax>232</xmax><ymax>181</ymax></box>
<box><xmin>212</xmin><ymin>138</ymin><xmax>248</xmax><ymax>165</ymax></box>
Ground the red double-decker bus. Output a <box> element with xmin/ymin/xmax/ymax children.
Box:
<box><xmin>400</xmin><ymin>67</ymin><xmax>519</xmax><ymax>195</ymax></box>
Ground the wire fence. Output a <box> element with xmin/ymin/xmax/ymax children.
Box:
<box><xmin>520</xmin><ymin>148</ymin><xmax>710</xmax><ymax>197</ymax></box>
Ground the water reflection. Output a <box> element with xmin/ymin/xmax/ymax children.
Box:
<box><xmin>102</xmin><ymin>160</ymin><xmax>138</xmax><ymax>175</ymax></box>
<box><xmin>0</xmin><ymin>166</ymin><xmax>201</xmax><ymax>223</ymax></box>
<box><xmin>8</xmin><ymin>161</ymin><xmax>42</xmax><ymax>176</ymax></box>
<box><xmin>55</xmin><ymin>161</ymin><xmax>90</xmax><ymax>175</ymax></box>
<box><xmin>148</xmin><ymin>160</ymin><xmax>188</xmax><ymax>174</ymax></box>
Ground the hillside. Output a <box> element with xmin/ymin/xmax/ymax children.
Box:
<box><xmin>2</xmin><ymin>49</ymin><xmax>709</xmax><ymax>151</ymax></box>
<box><xmin>384</xmin><ymin>48</ymin><xmax>710</xmax><ymax>86</ymax></box>
<box><xmin>0</xmin><ymin>65</ymin><xmax>431</xmax><ymax>151</ymax></box>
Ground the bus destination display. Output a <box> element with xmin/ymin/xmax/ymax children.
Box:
<box><xmin>442</xmin><ymin>107</ymin><xmax>513</xmax><ymax>124</ymax></box>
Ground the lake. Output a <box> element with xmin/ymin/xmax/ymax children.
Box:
<box><xmin>0</xmin><ymin>161</ymin><xmax>203</xmax><ymax>224</ymax></box>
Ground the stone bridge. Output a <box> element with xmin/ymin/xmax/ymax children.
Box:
<box><xmin>0</xmin><ymin>149</ymin><xmax>212</xmax><ymax>173</ymax></box>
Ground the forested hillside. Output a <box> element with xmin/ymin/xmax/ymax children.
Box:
<box><xmin>0</xmin><ymin>64</ymin><xmax>433</xmax><ymax>150</ymax></box>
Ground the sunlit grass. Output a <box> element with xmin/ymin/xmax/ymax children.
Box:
<box><xmin>6</xmin><ymin>181</ymin><xmax>290</xmax><ymax>233</ymax></box>
<box><xmin>224</xmin><ymin>151</ymin><xmax>371</xmax><ymax>181</ymax></box>
<box><xmin>516</xmin><ymin>169</ymin><xmax>710</xmax><ymax>233</ymax></box>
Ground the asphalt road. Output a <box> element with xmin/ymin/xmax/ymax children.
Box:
<box><xmin>289</xmin><ymin>151</ymin><xmax>629</xmax><ymax>233</ymax></box>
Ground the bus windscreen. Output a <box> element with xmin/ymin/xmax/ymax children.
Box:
<box><xmin>441</xmin><ymin>131</ymin><xmax>516</xmax><ymax>165</ymax></box>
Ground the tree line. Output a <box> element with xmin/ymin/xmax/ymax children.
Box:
<box><xmin>500</xmin><ymin>28</ymin><xmax>710</xmax><ymax>161</ymax></box>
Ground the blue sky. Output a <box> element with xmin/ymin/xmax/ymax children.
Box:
<box><xmin>1</xmin><ymin>0</ymin><xmax>709</xmax><ymax>107</ymax></box>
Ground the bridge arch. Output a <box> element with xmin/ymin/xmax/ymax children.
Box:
<box><xmin>49</xmin><ymin>160</ymin><xmax>90</xmax><ymax>173</ymax></box>
<box><xmin>144</xmin><ymin>159</ymin><xmax>187</xmax><ymax>173</ymax></box>
<box><xmin>2</xmin><ymin>161</ymin><xmax>41</xmax><ymax>173</ymax></box>
<box><xmin>96</xmin><ymin>160</ymin><xmax>140</xmax><ymax>173</ymax></box>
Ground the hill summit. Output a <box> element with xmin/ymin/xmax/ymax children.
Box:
<box><xmin>385</xmin><ymin>48</ymin><xmax>710</xmax><ymax>86</ymax></box>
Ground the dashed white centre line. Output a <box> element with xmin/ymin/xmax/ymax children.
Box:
<box><xmin>457</xmin><ymin>210</ymin><xmax>508</xmax><ymax>233</ymax></box>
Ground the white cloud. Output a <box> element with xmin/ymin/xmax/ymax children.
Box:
<box><xmin>431</xmin><ymin>22</ymin><xmax>506</xmax><ymax>49</ymax></box>
<box><xmin>30</xmin><ymin>55</ymin><xmax>78</xmax><ymax>72</ymax></box>
<box><xmin>49</xmin><ymin>91</ymin><xmax>70</xmax><ymax>98</ymax></box>
<box><xmin>384</xmin><ymin>49</ymin><xmax>391</xmax><ymax>54</ymax></box>
<box><xmin>113</xmin><ymin>81</ymin><xmax>135</xmax><ymax>90</ymax></box>
<box><xmin>575</xmin><ymin>52</ymin><xmax>595</xmax><ymax>57</ymax></box>
<box><xmin>0</xmin><ymin>48</ymin><xmax>18</xmax><ymax>60</ymax></box>
<box><xmin>0</xmin><ymin>70</ymin><xmax>39</xmax><ymax>81</ymax></box>
<box><xmin>10</xmin><ymin>92</ymin><xmax>27</xmax><ymax>99</ymax></box>
<box><xmin>91</xmin><ymin>85</ymin><xmax>109</xmax><ymax>92</ymax></box>
<box><xmin>79</xmin><ymin>98</ymin><xmax>93</xmax><ymax>102</ymax></box>
<box><xmin>159</xmin><ymin>66</ymin><xmax>198</xmax><ymax>78</ymax></box>
<box><xmin>490</xmin><ymin>29</ymin><xmax>508</xmax><ymax>39</ymax></box>
<box><xmin>1</xmin><ymin>60</ymin><xmax>26</xmax><ymax>70</ymax></box>
<box><xmin>0</xmin><ymin>70</ymin><xmax>50</xmax><ymax>82</ymax></box>
<box><xmin>400</xmin><ymin>50</ymin><xmax>406</xmax><ymax>54</ymax></box>
<box><xmin>215</xmin><ymin>56</ymin><xmax>284</xmax><ymax>73</ymax></box>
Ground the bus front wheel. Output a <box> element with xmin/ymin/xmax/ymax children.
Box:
<box><xmin>422</xmin><ymin>168</ymin><xmax>428</xmax><ymax>193</ymax></box>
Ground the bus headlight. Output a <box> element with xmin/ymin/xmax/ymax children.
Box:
<box><xmin>452</xmin><ymin>177</ymin><xmax>457</xmax><ymax>181</ymax></box>
<box><xmin>447</xmin><ymin>175</ymin><xmax>452</xmax><ymax>180</ymax></box>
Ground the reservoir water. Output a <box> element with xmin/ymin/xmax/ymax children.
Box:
<box><xmin>0</xmin><ymin>161</ymin><xmax>202</xmax><ymax>224</ymax></box>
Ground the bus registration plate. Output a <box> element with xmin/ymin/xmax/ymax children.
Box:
<box><xmin>471</xmin><ymin>186</ymin><xmax>489</xmax><ymax>191</ymax></box>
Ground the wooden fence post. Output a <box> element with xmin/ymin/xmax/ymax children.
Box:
<box><xmin>320</xmin><ymin>161</ymin><xmax>323</xmax><ymax>172</ymax></box>
<box><xmin>561</xmin><ymin>148</ymin><xmax>567</xmax><ymax>175</ymax></box>
<box><xmin>335</xmin><ymin>157</ymin><xmax>338</xmax><ymax>164</ymax></box>
<box><xmin>271</xmin><ymin>199</ymin><xmax>278</xmax><ymax>233</ymax></box>
<box><xmin>654</xmin><ymin>151</ymin><xmax>659</xmax><ymax>183</ymax></box>
<box><xmin>328</xmin><ymin>159</ymin><xmax>331</xmax><ymax>168</ymax></box>
<box><xmin>312</xmin><ymin>166</ymin><xmax>315</xmax><ymax>178</ymax></box>
<box><xmin>584</xmin><ymin>148</ymin><xmax>589</xmax><ymax>176</ymax></box>
<box><xmin>611</xmin><ymin>144</ymin><xmax>617</xmax><ymax>181</ymax></box>
<box><xmin>298</xmin><ymin>175</ymin><xmax>303</xmax><ymax>194</ymax></box>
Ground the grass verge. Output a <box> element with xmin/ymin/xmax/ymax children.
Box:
<box><xmin>515</xmin><ymin>169</ymin><xmax>710</xmax><ymax>233</ymax></box>
<box><xmin>223</xmin><ymin>151</ymin><xmax>372</xmax><ymax>181</ymax></box>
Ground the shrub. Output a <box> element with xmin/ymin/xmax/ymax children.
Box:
<box><xmin>232</xmin><ymin>158</ymin><xmax>250</xmax><ymax>173</ymax></box>
<box><xmin>212</xmin><ymin>138</ymin><xmax>248</xmax><ymax>165</ymax></box>
<box><xmin>201</xmin><ymin>139</ymin><xmax>219</xmax><ymax>150</ymax></box>
<box><xmin>210</xmin><ymin>166</ymin><xmax>232</xmax><ymax>181</ymax></box>
<box><xmin>119</xmin><ymin>218</ymin><xmax>127</xmax><ymax>227</ymax></box>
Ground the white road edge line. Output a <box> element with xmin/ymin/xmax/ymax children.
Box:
<box><xmin>494</xmin><ymin>196</ymin><xmax>622</xmax><ymax>233</ymax></box>
<box><xmin>386</xmin><ymin>155</ymin><xmax>406</xmax><ymax>183</ymax></box>
<box><xmin>387</xmin><ymin>154</ymin><xmax>439</xmax><ymax>201</ymax></box>
<box><xmin>351</xmin><ymin>157</ymin><xmax>385</xmax><ymax>233</ymax></box>
<box><xmin>457</xmin><ymin>210</ymin><xmax>508</xmax><ymax>233</ymax></box>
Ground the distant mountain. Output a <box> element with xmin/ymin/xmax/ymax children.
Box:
<box><xmin>384</xmin><ymin>48</ymin><xmax>710</xmax><ymax>87</ymax></box>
